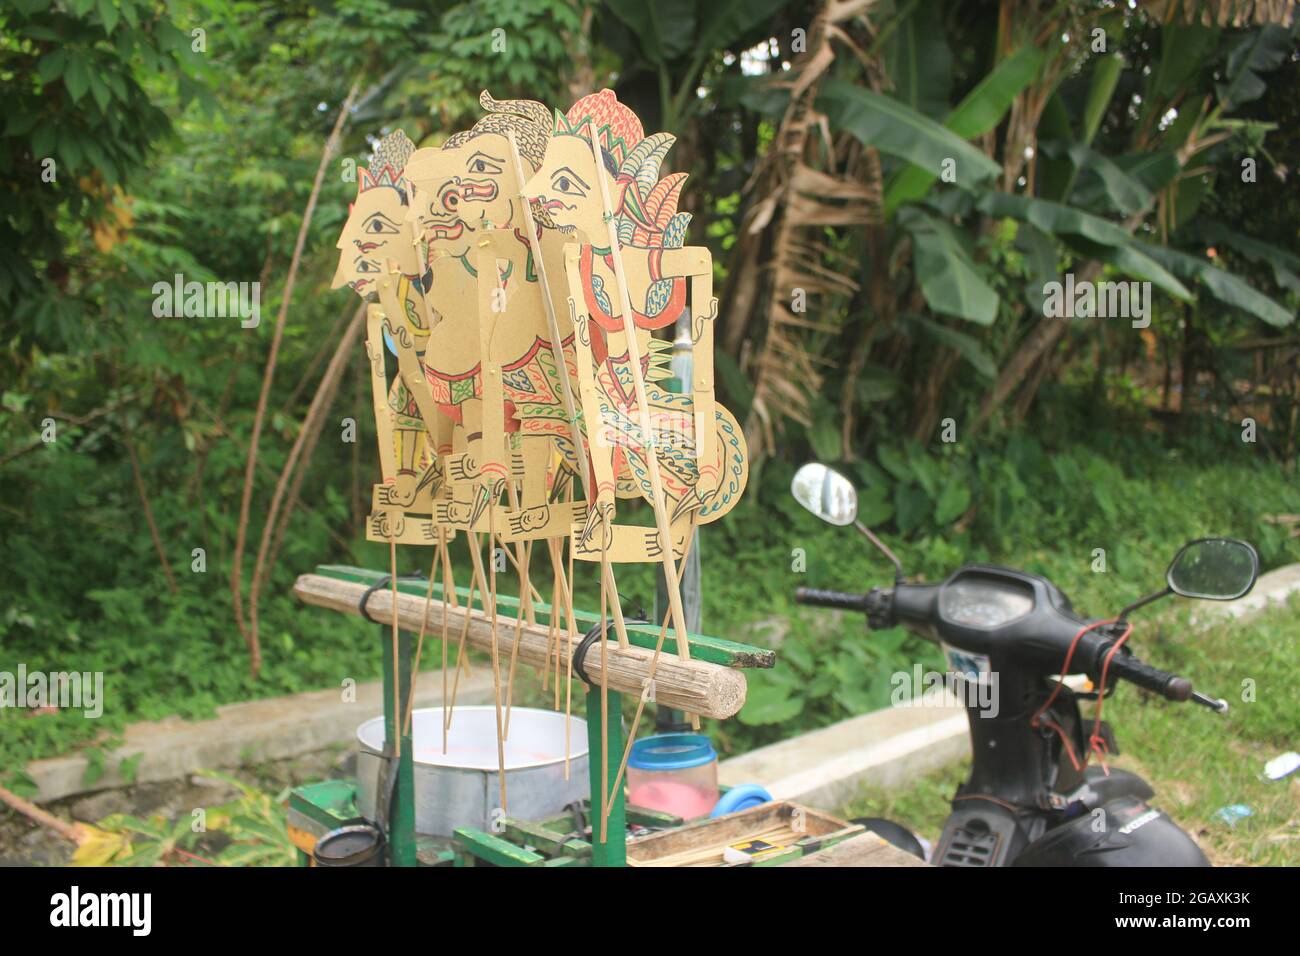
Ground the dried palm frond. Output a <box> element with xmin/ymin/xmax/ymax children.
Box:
<box><xmin>723</xmin><ymin>0</ymin><xmax>883</xmax><ymax>458</ymax></box>
<box><xmin>1145</xmin><ymin>0</ymin><xmax>1296</xmax><ymax>26</ymax></box>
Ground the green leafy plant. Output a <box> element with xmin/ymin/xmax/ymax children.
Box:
<box><xmin>71</xmin><ymin>771</ymin><xmax>296</xmax><ymax>867</ymax></box>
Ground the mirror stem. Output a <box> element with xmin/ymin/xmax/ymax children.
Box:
<box><xmin>855</xmin><ymin>521</ymin><xmax>904</xmax><ymax>584</ymax></box>
<box><xmin>1116</xmin><ymin>586</ymin><xmax>1172</xmax><ymax>623</ymax></box>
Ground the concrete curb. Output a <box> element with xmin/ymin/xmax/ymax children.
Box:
<box><xmin>1195</xmin><ymin>562</ymin><xmax>1300</xmax><ymax>622</ymax></box>
<box><xmin>720</xmin><ymin>697</ymin><xmax>970</xmax><ymax>808</ymax></box>
<box><xmin>26</xmin><ymin>672</ymin><xmax>495</xmax><ymax>804</ymax></box>
<box><xmin>26</xmin><ymin>564</ymin><xmax>1296</xmax><ymax>808</ymax></box>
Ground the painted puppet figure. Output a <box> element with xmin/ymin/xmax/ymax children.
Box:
<box><xmin>331</xmin><ymin>129</ymin><xmax>449</xmax><ymax>517</ymax></box>
<box><xmin>403</xmin><ymin>93</ymin><xmax>585</xmax><ymax>539</ymax></box>
<box><xmin>522</xmin><ymin>90</ymin><xmax>748</xmax><ymax>562</ymax></box>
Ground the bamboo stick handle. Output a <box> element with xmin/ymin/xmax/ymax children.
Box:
<box><xmin>293</xmin><ymin>573</ymin><xmax>747</xmax><ymax>719</ymax></box>
<box><xmin>586</xmin><ymin>132</ymin><xmax>692</xmax><ymax>663</ymax></box>
<box><xmin>505</xmin><ymin>130</ymin><xmax>631</xmax><ymax>649</ymax></box>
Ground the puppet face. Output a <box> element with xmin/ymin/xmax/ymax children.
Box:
<box><xmin>406</xmin><ymin>133</ymin><xmax>520</xmax><ymax>259</ymax></box>
<box><xmin>332</xmin><ymin>181</ymin><xmax>419</xmax><ymax>296</ymax></box>
<box><xmin>522</xmin><ymin>133</ymin><xmax>609</xmax><ymax>245</ymax></box>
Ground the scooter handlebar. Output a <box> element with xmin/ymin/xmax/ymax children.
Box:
<box><xmin>794</xmin><ymin>587</ymin><xmax>874</xmax><ymax>613</ymax></box>
<box><xmin>1105</xmin><ymin>650</ymin><xmax>1193</xmax><ymax>702</ymax></box>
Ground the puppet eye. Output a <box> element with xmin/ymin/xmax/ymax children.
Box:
<box><xmin>357</xmin><ymin>259</ymin><xmax>379</xmax><ymax>273</ymax></box>
<box><xmin>365</xmin><ymin>215</ymin><xmax>399</xmax><ymax>235</ymax></box>
<box><xmin>554</xmin><ymin>175</ymin><xmax>585</xmax><ymax>197</ymax></box>
<box><xmin>470</xmin><ymin>158</ymin><xmax>502</xmax><ymax>175</ymax></box>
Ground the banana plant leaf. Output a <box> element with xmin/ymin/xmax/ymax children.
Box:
<box><xmin>975</xmin><ymin>192</ymin><xmax>1129</xmax><ymax>245</ymax></box>
<box><xmin>1138</xmin><ymin>243</ymin><xmax>1294</xmax><ymax>328</ymax></box>
<box><xmin>884</xmin><ymin>44</ymin><xmax>1045</xmax><ymax>216</ymax></box>
<box><xmin>899</xmin><ymin>208</ymin><xmax>999</xmax><ymax>325</ymax></box>
<box><xmin>819</xmin><ymin>79</ymin><xmax>1001</xmax><ymax>188</ymax></box>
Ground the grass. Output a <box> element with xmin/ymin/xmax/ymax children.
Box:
<box><xmin>842</xmin><ymin>594</ymin><xmax>1300</xmax><ymax>866</ymax></box>
<box><xmin>4</xmin><ymin>415</ymin><xmax>1298</xmax><ymax>847</ymax></box>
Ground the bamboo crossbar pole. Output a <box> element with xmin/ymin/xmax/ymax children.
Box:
<box><xmin>293</xmin><ymin>572</ymin><xmax>747</xmax><ymax>719</ymax></box>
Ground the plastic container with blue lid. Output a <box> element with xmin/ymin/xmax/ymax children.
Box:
<box><xmin>627</xmin><ymin>734</ymin><xmax>719</xmax><ymax>818</ymax></box>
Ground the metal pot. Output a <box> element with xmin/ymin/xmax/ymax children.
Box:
<box><xmin>355</xmin><ymin>707</ymin><xmax>589</xmax><ymax>836</ymax></box>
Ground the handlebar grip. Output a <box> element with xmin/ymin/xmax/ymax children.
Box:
<box><xmin>1107</xmin><ymin>652</ymin><xmax>1193</xmax><ymax>701</ymax></box>
<box><xmin>794</xmin><ymin>587</ymin><xmax>872</xmax><ymax>613</ymax></box>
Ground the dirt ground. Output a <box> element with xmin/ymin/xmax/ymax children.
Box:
<box><xmin>0</xmin><ymin>746</ymin><xmax>353</xmax><ymax>866</ymax></box>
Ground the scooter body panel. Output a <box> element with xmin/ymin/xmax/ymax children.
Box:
<box><xmin>933</xmin><ymin>799</ymin><xmax>1043</xmax><ymax>867</ymax></box>
<box><xmin>1012</xmin><ymin>795</ymin><xmax>1210</xmax><ymax>867</ymax></box>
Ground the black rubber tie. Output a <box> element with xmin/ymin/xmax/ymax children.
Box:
<box><xmin>572</xmin><ymin>613</ymin><xmax>648</xmax><ymax>685</ymax></box>
<box><xmin>358</xmin><ymin>571</ymin><xmax>426</xmax><ymax>624</ymax></box>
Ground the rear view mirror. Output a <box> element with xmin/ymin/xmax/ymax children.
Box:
<box><xmin>1167</xmin><ymin>538</ymin><xmax>1259</xmax><ymax>601</ymax></box>
<box><xmin>791</xmin><ymin>463</ymin><xmax>858</xmax><ymax>526</ymax></box>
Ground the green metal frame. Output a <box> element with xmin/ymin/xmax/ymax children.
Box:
<box><xmin>299</xmin><ymin>563</ymin><xmax>775</xmax><ymax>867</ymax></box>
<box><xmin>380</xmin><ymin>620</ymin><xmax>418</xmax><ymax>866</ymax></box>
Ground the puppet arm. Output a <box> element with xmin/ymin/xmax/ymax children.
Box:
<box><xmin>563</xmin><ymin>243</ymin><xmax>617</xmax><ymax>546</ymax></box>
<box><xmin>365</xmin><ymin>303</ymin><xmax>398</xmax><ymax>485</ymax></box>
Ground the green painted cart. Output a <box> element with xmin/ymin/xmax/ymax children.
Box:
<box><xmin>289</xmin><ymin>564</ymin><xmax>862</xmax><ymax>867</ymax></box>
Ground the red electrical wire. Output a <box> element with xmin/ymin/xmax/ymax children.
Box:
<box><xmin>1086</xmin><ymin>620</ymin><xmax>1133</xmax><ymax>775</ymax></box>
<box><xmin>1030</xmin><ymin>617</ymin><xmax>1127</xmax><ymax>775</ymax></box>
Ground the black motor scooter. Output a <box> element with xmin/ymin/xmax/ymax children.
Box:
<box><xmin>790</xmin><ymin>462</ymin><xmax>1259</xmax><ymax>867</ymax></box>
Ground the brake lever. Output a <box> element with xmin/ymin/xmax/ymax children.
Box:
<box><xmin>1191</xmin><ymin>691</ymin><xmax>1229</xmax><ymax>714</ymax></box>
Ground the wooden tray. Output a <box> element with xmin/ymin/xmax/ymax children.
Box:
<box><xmin>625</xmin><ymin>801</ymin><xmax>863</xmax><ymax>867</ymax></box>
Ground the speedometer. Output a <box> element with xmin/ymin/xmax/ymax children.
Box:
<box><xmin>940</xmin><ymin>578</ymin><xmax>1035</xmax><ymax>628</ymax></box>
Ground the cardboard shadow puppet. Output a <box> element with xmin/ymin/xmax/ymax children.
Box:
<box><xmin>329</xmin><ymin>86</ymin><xmax>758</xmax><ymax>832</ymax></box>
<box><xmin>333</xmin><ymin>88</ymin><xmax>747</xmax><ymax>569</ymax></box>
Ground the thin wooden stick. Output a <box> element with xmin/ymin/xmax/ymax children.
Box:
<box><xmin>233</xmin><ymin>78</ymin><xmax>361</xmax><ymax>678</ymax></box>
<box><xmin>483</xmin><ymin>501</ymin><xmax>508</xmax><ymax>812</ymax></box>
<box><xmin>504</xmin><ymin>537</ymin><xmax>531</xmax><ymax>737</ymax></box>
<box><xmin>401</xmin><ymin>545</ymin><xmax>442</xmax><ymax>738</ymax></box>
<box><xmin>545</xmin><ymin>538</ymin><xmax>570</xmax><ymax>778</ymax></box>
<box><xmin>503</xmin><ymin>477</ymin><xmax>532</xmax><ymax>737</ymax></box>
<box><xmin>505</xmin><ymin>130</ymin><xmax>631</xmax><ymax>652</ymax></box>
<box><xmin>446</xmin><ymin>532</ymin><xmax>490</xmax><ymax>730</ymax></box>
<box><xmin>439</xmin><ymin>530</ymin><xmax>452</xmax><ymax>754</ymax></box>
<box><xmin>564</xmin><ymin>543</ymin><xmax>575</xmax><ymax>779</ymax></box>
<box><xmin>0</xmin><ymin>784</ymin><xmax>88</xmax><ymax>845</ymax></box>
<box><xmin>389</xmin><ymin>537</ymin><xmax>401</xmax><ymax>759</ymax></box>
<box><xmin>542</xmin><ymin>541</ymin><xmax>559</xmax><ymax>692</ymax></box>
<box><xmin>587</xmin><ymin>127</ymin><xmax>697</xmax><ymax>730</ymax></box>
<box><xmin>584</xmin><ymin>130</ymin><xmax>692</xmax><ymax>665</ymax></box>
<box><xmin>605</xmin><ymin>516</ymin><xmax>699</xmax><ymax>822</ymax></box>
<box><xmin>599</xmin><ymin>552</ymin><xmax>609</xmax><ymax>844</ymax></box>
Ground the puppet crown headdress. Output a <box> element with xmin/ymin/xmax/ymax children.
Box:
<box><xmin>444</xmin><ymin>91</ymin><xmax>552</xmax><ymax>172</ymax></box>
<box><xmin>358</xmin><ymin>129</ymin><xmax>416</xmax><ymax>194</ymax></box>
<box><xmin>558</xmin><ymin>90</ymin><xmax>692</xmax><ymax>249</ymax></box>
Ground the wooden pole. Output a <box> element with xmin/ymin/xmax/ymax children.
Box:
<box><xmin>505</xmin><ymin>130</ymin><xmax>631</xmax><ymax>649</ymax></box>
<box><xmin>294</xmin><ymin>573</ymin><xmax>747</xmax><ymax>719</ymax></box>
<box><xmin>584</xmin><ymin>131</ymin><xmax>693</xmax><ymax>667</ymax></box>
<box><xmin>477</xmin><ymin>505</ymin><xmax>508</xmax><ymax>813</ymax></box>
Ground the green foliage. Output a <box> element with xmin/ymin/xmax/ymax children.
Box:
<box><xmin>0</xmin><ymin>0</ymin><xmax>215</xmax><ymax>348</ymax></box>
<box><xmin>842</xmin><ymin>597</ymin><xmax>1300</xmax><ymax>866</ymax></box>
<box><xmin>710</xmin><ymin>403</ymin><xmax>1300</xmax><ymax>750</ymax></box>
<box><xmin>898</xmin><ymin>208</ymin><xmax>999</xmax><ymax>324</ymax></box>
<box><xmin>1</xmin><ymin>2</ymin><xmax>1297</xmax><ymax>812</ymax></box>
<box><xmin>819</xmin><ymin>79</ymin><xmax>1001</xmax><ymax>187</ymax></box>
<box><xmin>72</xmin><ymin>770</ymin><xmax>296</xmax><ymax>866</ymax></box>
<box><xmin>883</xmin><ymin>42</ymin><xmax>1046</xmax><ymax>215</ymax></box>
